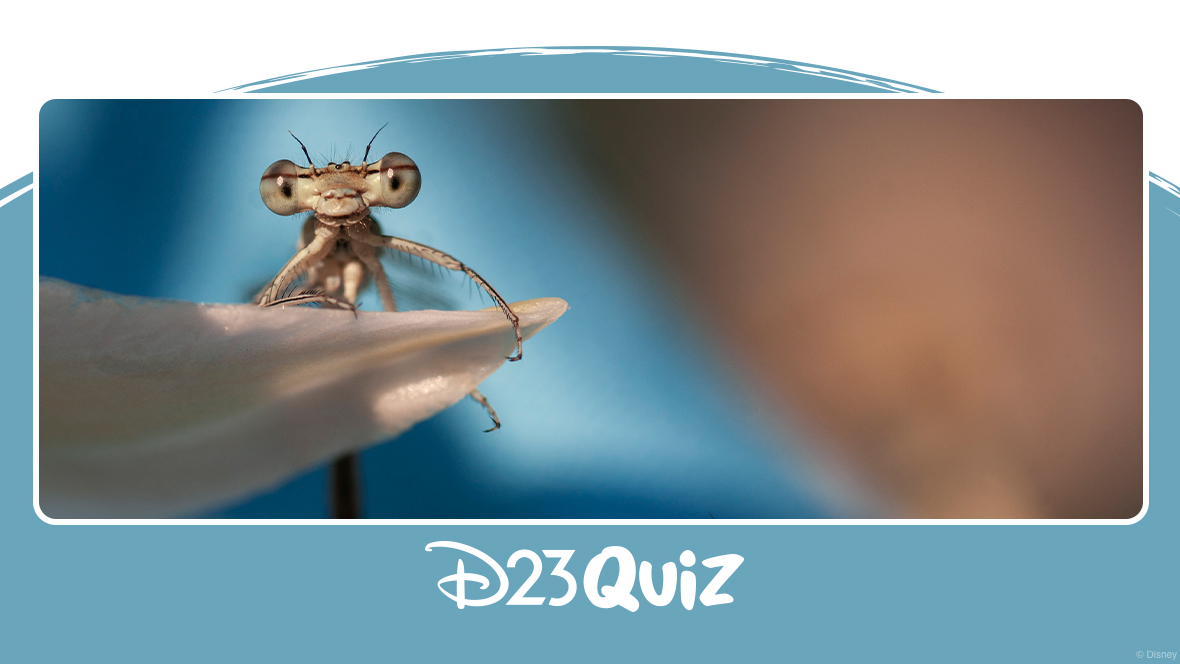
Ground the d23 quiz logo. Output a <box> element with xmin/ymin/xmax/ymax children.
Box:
<box><xmin>425</xmin><ymin>541</ymin><xmax>744</xmax><ymax>611</ymax></box>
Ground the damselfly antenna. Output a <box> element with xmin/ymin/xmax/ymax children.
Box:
<box><xmin>288</xmin><ymin>130</ymin><xmax>317</xmax><ymax>174</ymax></box>
<box><xmin>362</xmin><ymin>123</ymin><xmax>388</xmax><ymax>164</ymax></box>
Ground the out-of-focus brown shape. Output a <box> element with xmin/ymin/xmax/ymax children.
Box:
<box><xmin>570</xmin><ymin>100</ymin><xmax>1142</xmax><ymax>518</ymax></box>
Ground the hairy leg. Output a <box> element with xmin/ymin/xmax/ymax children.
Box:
<box><xmin>468</xmin><ymin>388</ymin><xmax>501</xmax><ymax>432</ymax></box>
<box><xmin>259</xmin><ymin>224</ymin><xmax>340</xmax><ymax>305</ymax></box>
<box><xmin>349</xmin><ymin>240</ymin><xmax>397</xmax><ymax>312</ymax></box>
<box><xmin>341</xmin><ymin>259</ymin><xmax>367</xmax><ymax>306</ymax></box>
<box><xmin>347</xmin><ymin>223</ymin><xmax>507</xmax><ymax>431</ymax></box>
<box><xmin>345</xmin><ymin>223</ymin><xmax>522</xmax><ymax>361</ymax></box>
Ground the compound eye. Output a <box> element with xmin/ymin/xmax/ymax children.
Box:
<box><xmin>375</xmin><ymin>152</ymin><xmax>421</xmax><ymax>208</ymax></box>
<box><xmin>260</xmin><ymin>159</ymin><xmax>304</xmax><ymax>215</ymax></box>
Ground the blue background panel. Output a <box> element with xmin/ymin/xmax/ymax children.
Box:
<box><xmin>6</xmin><ymin>45</ymin><xmax>1171</xmax><ymax>662</ymax></box>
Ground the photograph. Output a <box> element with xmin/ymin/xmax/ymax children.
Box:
<box><xmin>38</xmin><ymin>99</ymin><xmax>1143</xmax><ymax>521</ymax></box>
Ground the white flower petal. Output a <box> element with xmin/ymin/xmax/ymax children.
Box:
<box><xmin>38</xmin><ymin>278</ymin><xmax>567</xmax><ymax>518</ymax></box>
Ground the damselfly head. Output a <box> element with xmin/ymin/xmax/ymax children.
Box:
<box><xmin>259</xmin><ymin>151</ymin><xmax>421</xmax><ymax>218</ymax></box>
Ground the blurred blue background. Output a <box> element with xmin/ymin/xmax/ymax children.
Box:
<box><xmin>39</xmin><ymin>99</ymin><xmax>832</xmax><ymax>518</ymax></box>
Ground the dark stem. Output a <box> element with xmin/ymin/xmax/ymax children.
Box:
<box><xmin>331</xmin><ymin>453</ymin><xmax>362</xmax><ymax>519</ymax></box>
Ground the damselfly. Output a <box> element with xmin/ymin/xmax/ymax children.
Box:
<box><xmin>255</xmin><ymin>127</ymin><xmax>524</xmax><ymax>516</ymax></box>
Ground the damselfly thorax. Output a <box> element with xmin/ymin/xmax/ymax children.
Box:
<box><xmin>254</xmin><ymin>129</ymin><xmax>522</xmax><ymax>432</ymax></box>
